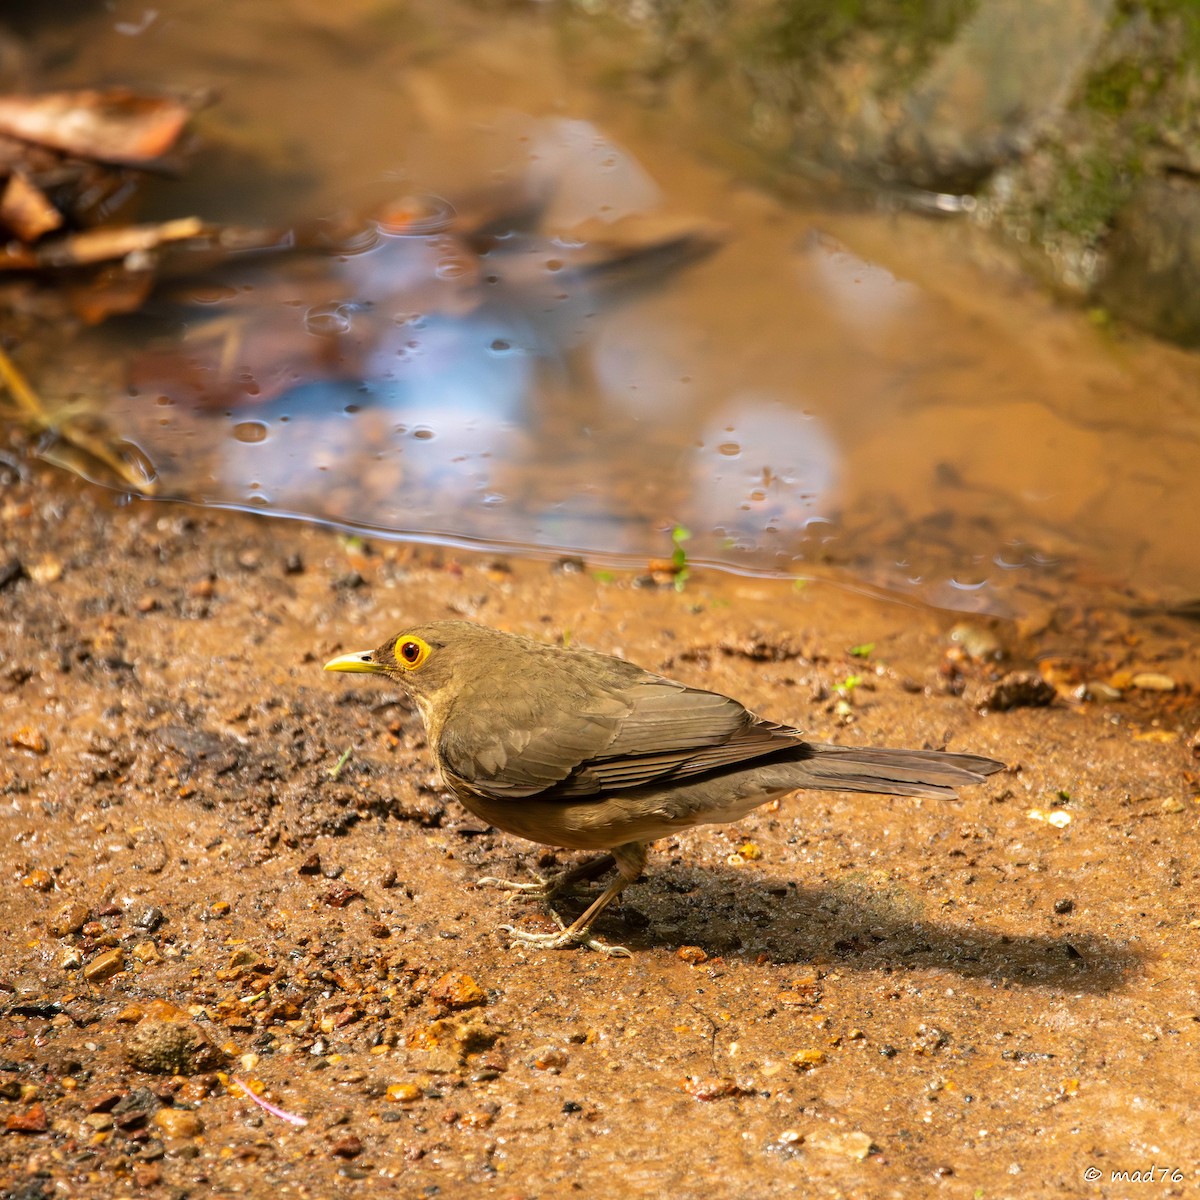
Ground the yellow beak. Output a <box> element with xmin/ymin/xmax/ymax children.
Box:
<box><xmin>324</xmin><ymin>650</ymin><xmax>386</xmax><ymax>674</ymax></box>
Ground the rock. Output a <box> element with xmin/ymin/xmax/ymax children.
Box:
<box><xmin>124</xmin><ymin>1014</ymin><xmax>226</xmax><ymax>1075</ymax></box>
<box><xmin>82</xmin><ymin>947</ymin><xmax>125</xmax><ymax>984</ymax></box>
<box><xmin>49</xmin><ymin>900</ymin><xmax>90</xmax><ymax>937</ymax></box>
<box><xmin>428</xmin><ymin>972</ymin><xmax>485</xmax><ymax>1011</ymax></box>
<box><xmin>1098</xmin><ymin>177</ymin><xmax>1200</xmax><ymax>347</ymax></box>
<box><xmin>807</xmin><ymin>1129</ymin><xmax>877</xmax><ymax>1160</ymax></box>
<box><xmin>966</xmin><ymin>671</ymin><xmax>1056</xmax><ymax>712</ymax></box>
<box><xmin>153</xmin><ymin>1108</ymin><xmax>204</xmax><ymax>1138</ymax></box>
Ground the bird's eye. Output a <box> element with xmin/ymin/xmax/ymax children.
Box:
<box><xmin>394</xmin><ymin>636</ymin><xmax>431</xmax><ymax>670</ymax></box>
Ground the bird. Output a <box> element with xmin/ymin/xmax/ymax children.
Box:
<box><xmin>324</xmin><ymin>619</ymin><xmax>1004</xmax><ymax>955</ymax></box>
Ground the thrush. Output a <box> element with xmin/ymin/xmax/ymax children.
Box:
<box><xmin>325</xmin><ymin>620</ymin><xmax>1003</xmax><ymax>955</ymax></box>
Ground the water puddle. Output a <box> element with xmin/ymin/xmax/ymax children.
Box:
<box><xmin>8</xmin><ymin>1</ymin><xmax>1200</xmax><ymax>613</ymax></box>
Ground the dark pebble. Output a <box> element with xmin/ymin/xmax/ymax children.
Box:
<box><xmin>133</xmin><ymin>907</ymin><xmax>165</xmax><ymax>931</ymax></box>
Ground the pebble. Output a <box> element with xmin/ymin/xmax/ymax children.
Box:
<box><xmin>50</xmin><ymin>900</ymin><xmax>91</xmax><ymax>936</ymax></box>
<box><xmin>949</xmin><ymin>625</ymin><xmax>1004</xmax><ymax>661</ymax></box>
<box><xmin>6</xmin><ymin>1103</ymin><xmax>48</xmax><ymax>1133</ymax></box>
<box><xmin>531</xmin><ymin>1046</ymin><xmax>568</xmax><ymax>1071</ymax></box>
<box><xmin>153</xmin><ymin>1108</ymin><xmax>204</xmax><ymax>1138</ymax></box>
<box><xmin>330</xmin><ymin>1133</ymin><xmax>364</xmax><ymax>1159</ymax></box>
<box><xmin>1131</xmin><ymin>672</ymin><xmax>1176</xmax><ymax>692</ymax></box>
<box><xmin>806</xmin><ymin>1129</ymin><xmax>876</xmax><ymax>1160</ymax></box>
<box><xmin>124</xmin><ymin>1014</ymin><xmax>226</xmax><ymax>1075</ymax></box>
<box><xmin>9</xmin><ymin>727</ymin><xmax>48</xmax><ymax>754</ymax></box>
<box><xmin>966</xmin><ymin>672</ymin><xmax>1055</xmax><ymax>713</ymax></box>
<box><xmin>428</xmin><ymin>972</ymin><xmax>485</xmax><ymax>1011</ymax></box>
<box><xmin>791</xmin><ymin>1049</ymin><xmax>826</xmax><ymax>1070</ymax></box>
<box><xmin>83</xmin><ymin>947</ymin><xmax>125</xmax><ymax>984</ymax></box>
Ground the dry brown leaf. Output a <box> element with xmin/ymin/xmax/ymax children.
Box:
<box><xmin>0</xmin><ymin>88</ymin><xmax>193</xmax><ymax>166</ymax></box>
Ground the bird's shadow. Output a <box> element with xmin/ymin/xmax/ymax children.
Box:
<box><xmin>533</xmin><ymin>863</ymin><xmax>1142</xmax><ymax>994</ymax></box>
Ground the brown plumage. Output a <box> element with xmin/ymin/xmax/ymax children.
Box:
<box><xmin>325</xmin><ymin>620</ymin><xmax>1003</xmax><ymax>955</ymax></box>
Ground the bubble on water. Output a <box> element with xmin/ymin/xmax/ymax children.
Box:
<box><xmin>231</xmin><ymin>421</ymin><xmax>269</xmax><ymax>444</ymax></box>
<box><xmin>304</xmin><ymin>304</ymin><xmax>354</xmax><ymax>337</ymax></box>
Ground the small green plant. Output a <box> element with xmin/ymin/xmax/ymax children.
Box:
<box><xmin>849</xmin><ymin>642</ymin><xmax>875</xmax><ymax>658</ymax></box>
<box><xmin>671</xmin><ymin>525</ymin><xmax>691</xmax><ymax>592</ymax></box>
<box><xmin>833</xmin><ymin>674</ymin><xmax>863</xmax><ymax>694</ymax></box>
<box><xmin>328</xmin><ymin>747</ymin><xmax>353</xmax><ymax>780</ymax></box>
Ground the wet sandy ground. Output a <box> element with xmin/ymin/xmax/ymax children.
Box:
<box><xmin>1</xmin><ymin>444</ymin><xmax>1197</xmax><ymax>1199</ymax></box>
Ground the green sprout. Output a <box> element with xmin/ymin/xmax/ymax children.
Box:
<box><xmin>671</xmin><ymin>525</ymin><xmax>691</xmax><ymax>592</ymax></box>
<box><xmin>328</xmin><ymin>747</ymin><xmax>353</xmax><ymax>780</ymax></box>
<box><xmin>849</xmin><ymin>642</ymin><xmax>875</xmax><ymax>659</ymax></box>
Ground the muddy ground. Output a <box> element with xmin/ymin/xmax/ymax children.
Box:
<box><xmin>0</xmin><ymin>439</ymin><xmax>1197</xmax><ymax>1200</ymax></box>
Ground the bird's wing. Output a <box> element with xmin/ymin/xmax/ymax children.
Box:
<box><xmin>438</xmin><ymin>659</ymin><xmax>800</xmax><ymax>800</ymax></box>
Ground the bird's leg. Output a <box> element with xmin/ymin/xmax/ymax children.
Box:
<box><xmin>500</xmin><ymin>842</ymin><xmax>647</xmax><ymax>957</ymax></box>
<box><xmin>478</xmin><ymin>851</ymin><xmax>616</xmax><ymax>902</ymax></box>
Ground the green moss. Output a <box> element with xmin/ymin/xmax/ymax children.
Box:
<box><xmin>1046</xmin><ymin>145</ymin><xmax>1142</xmax><ymax>243</ymax></box>
<box><xmin>1083</xmin><ymin>57</ymin><xmax>1165</xmax><ymax>116</ymax></box>
<box><xmin>766</xmin><ymin>0</ymin><xmax>978</xmax><ymax>77</ymax></box>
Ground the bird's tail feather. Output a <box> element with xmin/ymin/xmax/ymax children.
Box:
<box><xmin>799</xmin><ymin>743</ymin><xmax>1004</xmax><ymax>799</ymax></box>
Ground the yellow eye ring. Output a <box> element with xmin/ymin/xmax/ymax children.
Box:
<box><xmin>394</xmin><ymin>635</ymin><xmax>432</xmax><ymax>670</ymax></box>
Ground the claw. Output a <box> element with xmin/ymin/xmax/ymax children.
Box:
<box><xmin>498</xmin><ymin>921</ymin><xmax>632</xmax><ymax>958</ymax></box>
<box><xmin>477</xmin><ymin>873</ymin><xmax>557</xmax><ymax>901</ymax></box>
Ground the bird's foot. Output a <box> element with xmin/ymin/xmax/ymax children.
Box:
<box><xmin>476</xmin><ymin>874</ymin><xmax>560</xmax><ymax>903</ymax></box>
<box><xmin>477</xmin><ymin>852</ymin><xmax>616</xmax><ymax>904</ymax></box>
<box><xmin>499</xmin><ymin>913</ymin><xmax>631</xmax><ymax>958</ymax></box>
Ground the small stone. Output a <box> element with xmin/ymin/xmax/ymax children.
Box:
<box><xmin>330</xmin><ymin>1133</ymin><xmax>363</xmax><ymax>1159</ymax></box>
<box><xmin>50</xmin><ymin>900</ymin><xmax>91</xmax><ymax>936</ymax></box>
<box><xmin>676</xmin><ymin>945</ymin><xmax>708</xmax><ymax>964</ymax></box>
<box><xmin>125</xmin><ymin>1015</ymin><xmax>226</xmax><ymax>1075</ymax></box>
<box><xmin>684</xmin><ymin>1076</ymin><xmax>755</xmax><ymax>1102</ymax></box>
<box><xmin>791</xmin><ymin>1049</ymin><xmax>826</xmax><ymax>1070</ymax></box>
<box><xmin>1053</xmin><ymin>898</ymin><xmax>1075</xmax><ymax>914</ymax></box>
<box><xmin>1131</xmin><ymin>672</ymin><xmax>1176</xmax><ymax>692</ymax></box>
<box><xmin>60</xmin><ymin>947</ymin><xmax>84</xmax><ymax>970</ymax></box>
<box><xmin>6</xmin><ymin>1103</ymin><xmax>48</xmax><ymax>1133</ymax></box>
<box><xmin>460</xmin><ymin>1107</ymin><xmax>495</xmax><ymax>1129</ymax></box>
<box><xmin>84</xmin><ymin>1112</ymin><xmax>115</xmax><ymax>1131</ymax></box>
<box><xmin>1162</xmin><ymin>798</ymin><xmax>1187</xmax><ymax>814</ymax></box>
<box><xmin>132</xmin><ymin>1164</ymin><xmax>163</xmax><ymax>1188</ymax></box>
<box><xmin>27</xmin><ymin>556</ymin><xmax>62</xmax><ymax>584</ymax></box>
<box><xmin>948</xmin><ymin>624</ymin><xmax>1003</xmax><ymax>661</ymax></box>
<box><xmin>133</xmin><ymin>906</ymin><xmax>165</xmax><ymax>931</ymax></box>
<box><xmin>386</xmin><ymin>1083</ymin><xmax>422</xmax><ymax>1104</ymax></box>
<box><xmin>9</xmin><ymin>727</ymin><xmax>49</xmax><ymax>754</ymax></box>
<box><xmin>298</xmin><ymin>853</ymin><xmax>322</xmax><ymax>876</ymax></box>
<box><xmin>428</xmin><ymin>972</ymin><xmax>486</xmax><ymax>1011</ymax></box>
<box><xmin>83</xmin><ymin>947</ymin><xmax>125</xmax><ymax>983</ymax></box>
<box><xmin>776</xmin><ymin>983</ymin><xmax>823</xmax><ymax>1007</ymax></box>
<box><xmin>531</xmin><ymin>1046</ymin><xmax>568</xmax><ymax>1071</ymax></box>
<box><xmin>966</xmin><ymin>672</ymin><xmax>1055</xmax><ymax>713</ymax></box>
<box><xmin>153</xmin><ymin>1108</ymin><xmax>204</xmax><ymax>1138</ymax></box>
<box><xmin>807</xmin><ymin>1129</ymin><xmax>876</xmax><ymax>1160</ymax></box>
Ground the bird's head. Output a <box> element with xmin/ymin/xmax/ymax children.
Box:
<box><xmin>323</xmin><ymin>620</ymin><xmax>495</xmax><ymax>708</ymax></box>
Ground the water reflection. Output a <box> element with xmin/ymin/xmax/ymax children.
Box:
<box><xmin>13</xmin><ymin>0</ymin><xmax>1200</xmax><ymax>613</ymax></box>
